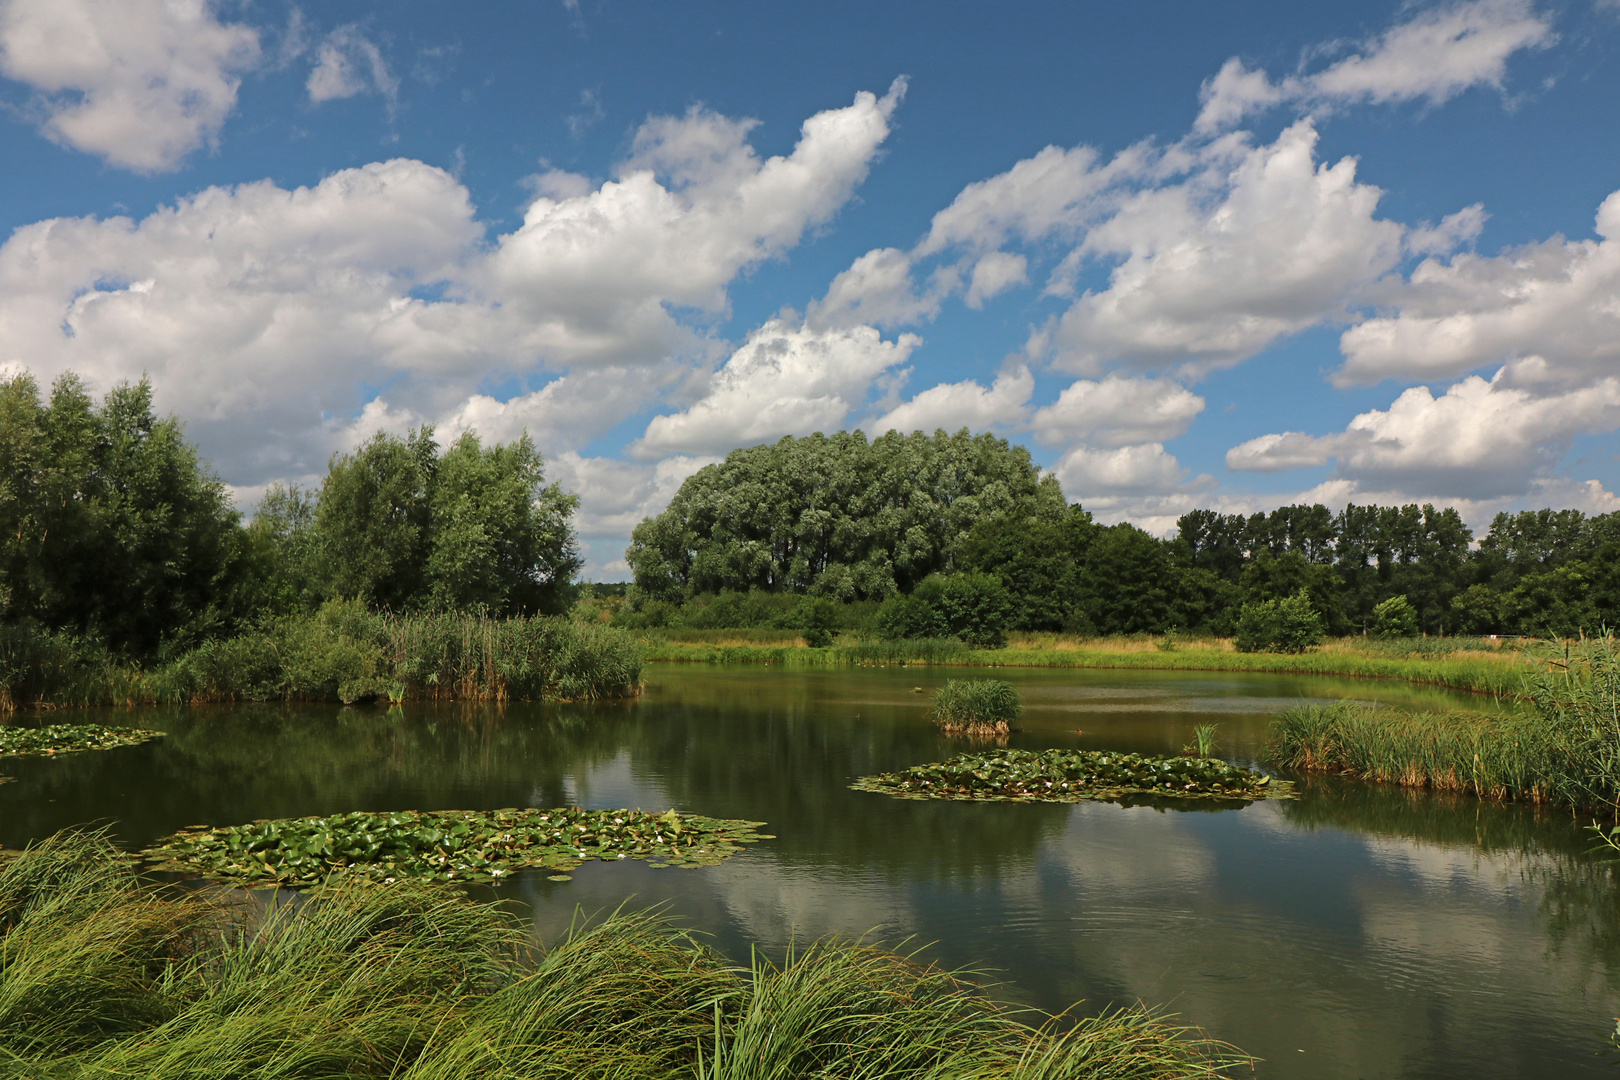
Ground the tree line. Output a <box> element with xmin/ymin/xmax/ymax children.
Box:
<box><xmin>628</xmin><ymin>432</ymin><xmax>1620</xmax><ymax>639</ymax></box>
<box><xmin>5</xmin><ymin>372</ymin><xmax>1615</xmax><ymax>659</ymax></box>
<box><xmin>0</xmin><ymin>373</ymin><xmax>580</xmax><ymax>660</ymax></box>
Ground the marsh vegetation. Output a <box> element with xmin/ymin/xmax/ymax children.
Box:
<box><xmin>0</xmin><ymin>830</ymin><xmax>1248</xmax><ymax>1080</ymax></box>
<box><xmin>1266</xmin><ymin>633</ymin><xmax>1620</xmax><ymax>812</ymax></box>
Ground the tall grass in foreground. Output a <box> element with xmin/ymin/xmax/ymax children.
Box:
<box><xmin>1</xmin><ymin>830</ymin><xmax>1248</xmax><ymax>1079</ymax></box>
<box><xmin>0</xmin><ymin>602</ymin><xmax>643</xmax><ymax>711</ymax></box>
<box><xmin>1267</xmin><ymin>632</ymin><xmax>1620</xmax><ymax>812</ymax></box>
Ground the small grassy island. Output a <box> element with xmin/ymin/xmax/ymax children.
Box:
<box><xmin>143</xmin><ymin>808</ymin><xmax>771</xmax><ymax>887</ymax></box>
<box><xmin>854</xmin><ymin>747</ymin><xmax>1292</xmax><ymax>804</ymax></box>
<box><xmin>931</xmin><ymin>677</ymin><xmax>1021</xmax><ymax>735</ymax></box>
<box><xmin>0</xmin><ymin>832</ymin><xmax>1249</xmax><ymax>1079</ymax></box>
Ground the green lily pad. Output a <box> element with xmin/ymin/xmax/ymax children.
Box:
<box><xmin>0</xmin><ymin>723</ymin><xmax>163</xmax><ymax>758</ymax></box>
<box><xmin>141</xmin><ymin>807</ymin><xmax>771</xmax><ymax>888</ymax></box>
<box><xmin>852</xmin><ymin>748</ymin><xmax>1294</xmax><ymax>804</ymax></box>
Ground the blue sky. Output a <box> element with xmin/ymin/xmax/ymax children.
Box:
<box><xmin>2</xmin><ymin>0</ymin><xmax>1618</xmax><ymax>576</ymax></box>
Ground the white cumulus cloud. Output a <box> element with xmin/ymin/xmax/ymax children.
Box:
<box><xmin>479</xmin><ymin>82</ymin><xmax>906</xmax><ymax>367</ymax></box>
<box><xmin>1042</xmin><ymin>120</ymin><xmax>1404</xmax><ymax>375</ymax></box>
<box><xmin>0</xmin><ymin>0</ymin><xmax>260</xmax><ymax>172</ymax></box>
<box><xmin>1227</xmin><ymin>373</ymin><xmax>1620</xmax><ymax>499</ymax></box>
<box><xmin>634</xmin><ymin>319</ymin><xmax>921</xmax><ymax>458</ymax></box>
<box><xmin>1337</xmin><ymin>189</ymin><xmax>1620</xmax><ymax>388</ymax></box>
<box><xmin>1031</xmin><ymin>376</ymin><xmax>1205</xmax><ymax>447</ymax></box>
<box><xmin>871</xmin><ymin>364</ymin><xmax>1033</xmax><ymax>435</ymax></box>
<box><xmin>1196</xmin><ymin>0</ymin><xmax>1555</xmax><ymax>132</ymax></box>
<box><xmin>0</xmin><ymin>87</ymin><xmax>903</xmax><ymax>488</ymax></box>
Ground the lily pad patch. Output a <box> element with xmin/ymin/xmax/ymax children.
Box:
<box><xmin>853</xmin><ymin>748</ymin><xmax>1294</xmax><ymax>804</ymax></box>
<box><xmin>142</xmin><ymin>807</ymin><xmax>772</xmax><ymax>887</ymax></box>
<box><xmin>0</xmin><ymin>723</ymin><xmax>163</xmax><ymax>758</ymax></box>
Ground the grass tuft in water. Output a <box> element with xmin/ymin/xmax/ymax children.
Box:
<box><xmin>931</xmin><ymin>678</ymin><xmax>1022</xmax><ymax>736</ymax></box>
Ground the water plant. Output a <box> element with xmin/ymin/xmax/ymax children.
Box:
<box><xmin>142</xmin><ymin>807</ymin><xmax>771</xmax><ymax>887</ymax></box>
<box><xmin>931</xmin><ymin>678</ymin><xmax>1022</xmax><ymax>735</ymax></box>
<box><xmin>1185</xmin><ymin>723</ymin><xmax>1220</xmax><ymax>758</ymax></box>
<box><xmin>0</xmin><ymin>722</ymin><xmax>163</xmax><ymax>757</ymax></box>
<box><xmin>853</xmin><ymin>748</ymin><xmax>1289</xmax><ymax>804</ymax></box>
<box><xmin>3</xmin><ymin>829</ymin><xmax>1251</xmax><ymax>1079</ymax></box>
<box><xmin>1268</xmin><ymin>632</ymin><xmax>1620</xmax><ymax>812</ymax></box>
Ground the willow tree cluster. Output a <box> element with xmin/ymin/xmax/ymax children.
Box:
<box><xmin>626</xmin><ymin>429</ymin><xmax>1065</xmax><ymax>601</ymax></box>
<box><xmin>0</xmin><ymin>372</ymin><xmax>582</xmax><ymax>664</ymax></box>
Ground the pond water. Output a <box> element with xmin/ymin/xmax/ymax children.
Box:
<box><xmin>2</xmin><ymin>664</ymin><xmax>1614</xmax><ymax>1079</ymax></box>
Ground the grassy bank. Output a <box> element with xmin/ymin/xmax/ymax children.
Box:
<box><xmin>0</xmin><ymin>601</ymin><xmax>643</xmax><ymax>711</ymax></box>
<box><xmin>1266</xmin><ymin>635</ymin><xmax>1620</xmax><ymax>811</ymax></box>
<box><xmin>641</xmin><ymin>632</ymin><xmax>1532</xmax><ymax>697</ymax></box>
<box><xmin>1</xmin><ymin>830</ymin><xmax>1247</xmax><ymax>1079</ymax></box>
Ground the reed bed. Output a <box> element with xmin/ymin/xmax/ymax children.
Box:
<box><xmin>1267</xmin><ymin>633</ymin><xmax>1620</xmax><ymax>812</ymax></box>
<box><xmin>1266</xmin><ymin>703</ymin><xmax>1547</xmax><ymax>802</ymax></box>
<box><xmin>0</xmin><ymin>602</ymin><xmax>643</xmax><ymax>711</ymax></box>
<box><xmin>3</xmin><ymin>830</ymin><xmax>1249</xmax><ymax>1079</ymax></box>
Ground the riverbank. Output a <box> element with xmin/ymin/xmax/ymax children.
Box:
<box><xmin>2</xmin><ymin>830</ymin><xmax>1247</xmax><ymax>1079</ymax></box>
<box><xmin>640</xmin><ymin>632</ymin><xmax>1534</xmax><ymax>698</ymax></box>
<box><xmin>0</xmin><ymin>602</ymin><xmax>643</xmax><ymax>710</ymax></box>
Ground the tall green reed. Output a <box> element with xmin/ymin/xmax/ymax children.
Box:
<box><xmin>0</xmin><ymin>600</ymin><xmax>644</xmax><ymax>710</ymax></box>
<box><xmin>1267</xmin><ymin>633</ymin><xmax>1620</xmax><ymax>812</ymax></box>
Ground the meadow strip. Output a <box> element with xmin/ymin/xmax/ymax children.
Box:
<box><xmin>642</xmin><ymin>638</ymin><xmax>1531</xmax><ymax>697</ymax></box>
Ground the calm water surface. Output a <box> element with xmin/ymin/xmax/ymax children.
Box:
<box><xmin>2</xmin><ymin>665</ymin><xmax>1614</xmax><ymax>1079</ymax></box>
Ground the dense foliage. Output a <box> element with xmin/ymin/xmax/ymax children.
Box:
<box><xmin>258</xmin><ymin>428</ymin><xmax>581</xmax><ymax>618</ymax></box>
<box><xmin>626</xmin><ymin>429</ymin><xmax>1064</xmax><ymax>600</ymax></box>
<box><xmin>0</xmin><ymin>373</ymin><xmax>249</xmax><ymax>656</ymax></box>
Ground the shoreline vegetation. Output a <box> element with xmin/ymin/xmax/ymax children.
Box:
<box><xmin>637</xmin><ymin>631</ymin><xmax>1536</xmax><ymax>698</ymax></box>
<box><xmin>1</xmin><ymin>601</ymin><xmax>643</xmax><ymax>711</ymax></box>
<box><xmin>3</xmin><ymin>830</ymin><xmax>1250</xmax><ymax>1080</ymax></box>
<box><xmin>1267</xmin><ymin>634</ymin><xmax>1620</xmax><ymax>814</ymax></box>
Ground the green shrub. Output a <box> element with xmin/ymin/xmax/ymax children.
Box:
<box><xmin>1234</xmin><ymin>589</ymin><xmax>1323</xmax><ymax>653</ymax></box>
<box><xmin>876</xmin><ymin>573</ymin><xmax>1012</xmax><ymax>648</ymax></box>
<box><xmin>930</xmin><ymin>678</ymin><xmax>1022</xmax><ymax>734</ymax></box>
<box><xmin>1372</xmin><ymin>595</ymin><xmax>1420</xmax><ymax>638</ymax></box>
<box><xmin>786</xmin><ymin>596</ymin><xmax>840</xmax><ymax>648</ymax></box>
